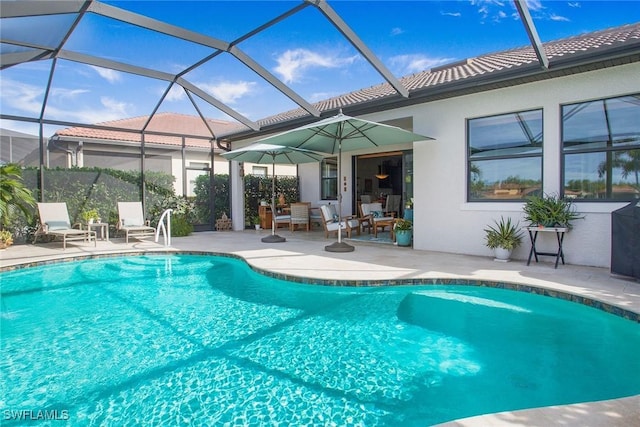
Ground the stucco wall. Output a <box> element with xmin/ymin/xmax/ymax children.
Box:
<box><xmin>405</xmin><ymin>62</ymin><xmax>639</xmax><ymax>268</ymax></box>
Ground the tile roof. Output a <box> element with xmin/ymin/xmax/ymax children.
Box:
<box><xmin>241</xmin><ymin>22</ymin><xmax>640</xmax><ymax>136</ymax></box>
<box><xmin>55</xmin><ymin>112</ymin><xmax>234</xmax><ymax>149</ymax></box>
<box><xmin>55</xmin><ymin>22</ymin><xmax>640</xmax><ymax>144</ymax></box>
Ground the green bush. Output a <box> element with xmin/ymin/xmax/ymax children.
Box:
<box><xmin>170</xmin><ymin>214</ymin><xmax>193</xmax><ymax>237</ymax></box>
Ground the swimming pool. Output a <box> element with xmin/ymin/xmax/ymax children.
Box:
<box><xmin>2</xmin><ymin>254</ymin><xmax>639</xmax><ymax>426</ymax></box>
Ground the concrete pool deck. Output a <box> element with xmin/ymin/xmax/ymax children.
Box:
<box><xmin>1</xmin><ymin>229</ymin><xmax>639</xmax><ymax>426</ymax></box>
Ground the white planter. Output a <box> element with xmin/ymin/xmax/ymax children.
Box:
<box><xmin>493</xmin><ymin>247</ymin><xmax>512</xmax><ymax>262</ymax></box>
<box><xmin>255</xmin><ymin>225</ymin><xmax>261</xmax><ymax>230</ymax></box>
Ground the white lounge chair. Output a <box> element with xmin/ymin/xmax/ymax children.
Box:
<box><xmin>33</xmin><ymin>202</ymin><xmax>96</xmax><ymax>249</ymax></box>
<box><xmin>117</xmin><ymin>202</ymin><xmax>156</xmax><ymax>243</ymax></box>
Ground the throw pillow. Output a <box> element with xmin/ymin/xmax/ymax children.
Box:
<box><xmin>46</xmin><ymin>221</ymin><xmax>71</xmax><ymax>231</ymax></box>
<box><xmin>123</xmin><ymin>217</ymin><xmax>144</xmax><ymax>227</ymax></box>
<box><xmin>372</xmin><ymin>210</ymin><xmax>383</xmax><ymax>218</ymax></box>
<box><xmin>332</xmin><ymin>214</ymin><xmax>339</xmax><ymax>221</ymax></box>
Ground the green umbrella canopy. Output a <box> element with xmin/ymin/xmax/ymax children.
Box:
<box><xmin>252</xmin><ymin>112</ymin><xmax>433</xmax><ymax>251</ymax></box>
<box><xmin>256</xmin><ymin>112</ymin><xmax>433</xmax><ymax>154</ymax></box>
<box><xmin>221</xmin><ymin>143</ymin><xmax>326</xmax><ymax>164</ymax></box>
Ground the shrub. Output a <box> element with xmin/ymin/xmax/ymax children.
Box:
<box><xmin>170</xmin><ymin>214</ymin><xmax>193</xmax><ymax>237</ymax></box>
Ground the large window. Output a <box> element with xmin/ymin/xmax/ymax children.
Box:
<box><xmin>320</xmin><ymin>157</ymin><xmax>337</xmax><ymax>200</ymax></box>
<box><xmin>468</xmin><ymin>109</ymin><xmax>543</xmax><ymax>201</ymax></box>
<box><xmin>562</xmin><ymin>94</ymin><xmax>640</xmax><ymax>201</ymax></box>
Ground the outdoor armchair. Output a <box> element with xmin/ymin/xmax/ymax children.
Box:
<box><xmin>117</xmin><ymin>202</ymin><xmax>156</xmax><ymax>243</ymax></box>
<box><xmin>289</xmin><ymin>202</ymin><xmax>310</xmax><ymax>231</ymax></box>
<box><xmin>359</xmin><ymin>202</ymin><xmax>396</xmax><ymax>237</ymax></box>
<box><xmin>33</xmin><ymin>202</ymin><xmax>96</xmax><ymax>250</ymax></box>
<box><xmin>319</xmin><ymin>204</ymin><xmax>360</xmax><ymax>239</ymax></box>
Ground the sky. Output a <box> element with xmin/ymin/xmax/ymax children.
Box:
<box><xmin>1</xmin><ymin>0</ymin><xmax>640</xmax><ymax>137</ymax></box>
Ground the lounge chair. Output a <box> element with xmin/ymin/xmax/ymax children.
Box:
<box><xmin>117</xmin><ymin>202</ymin><xmax>156</xmax><ymax>243</ymax></box>
<box><xmin>33</xmin><ymin>202</ymin><xmax>96</xmax><ymax>249</ymax></box>
<box><xmin>319</xmin><ymin>204</ymin><xmax>360</xmax><ymax>238</ymax></box>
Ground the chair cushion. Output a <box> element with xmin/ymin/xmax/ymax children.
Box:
<box><xmin>46</xmin><ymin>221</ymin><xmax>71</xmax><ymax>231</ymax></box>
<box><xmin>123</xmin><ymin>217</ymin><xmax>144</xmax><ymax>227</ymax></box>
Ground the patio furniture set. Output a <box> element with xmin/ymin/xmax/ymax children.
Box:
<box><xmin>33</xmin><ymin>202</ymin><xmax>156</xmax><ymax>249</ymax></box>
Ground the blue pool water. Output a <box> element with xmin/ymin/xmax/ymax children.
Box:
<box><xmin>1</xmin><ymin>254</ymin><xmax>639</xmax><ymax>426</ymax></box>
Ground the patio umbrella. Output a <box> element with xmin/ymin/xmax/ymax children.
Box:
<box><xmin>222</xmin><ymin>143</ymin><xmax>325</xmax><ymax>243</ymax></box>
<box><xmin>257</xmin><ymin>111</ymin><xmax>433</xmax><ymax>252</ymax></box>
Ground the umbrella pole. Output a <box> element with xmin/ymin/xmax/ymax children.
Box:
<box><xmin>262</xmin><ymin>158</ymin><xmax>286</xmax><ymax>243</ymax></box>
<box><xmin>325</xmin><ymin>139</ymin><xmax>354</xmax><ymax>252</ymax></box>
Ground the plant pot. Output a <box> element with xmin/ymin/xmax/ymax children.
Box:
<box><xmin>395</xmin><ymin>230</ymin><xmax>412</xmax><ymax>247</ymax></box>
<box><xmin>254</xmin><ymin>224</ymin><xmax>261</xmax><ymax>230</ymax></box>
<box><xmin>493</xmin><ymin>247</ymin><xmax>512</xmax><ymax>262</ymax></box>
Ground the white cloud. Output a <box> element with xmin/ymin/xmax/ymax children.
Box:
<box><xmin>0</xmin><ymin>77</ymin><xmax>132</xmax><ymax>124</ymax></box>
<box><xmin>568</xmin><ymin>2</ymin><xmax>581</xmax><ymax>8</ymax></box>
<box><xmin>441</xmin><ymin>11</ymin><xmax>462</xmax><ymax>17</ymax></box>
<box><xmin>389</xmin><ymin>54</ymin><xmax>455</xmax><ymax>75</ymax></box>
<box><xmin>273</xmin><ymin>48</ymin><xmax>358</xmax><ymax>84</ymax></box>
<box><xmin>165</xmin><ymin>84</ymin><xmax>186</xmax><ymax>102</ymax></box>
<box><xmin>550</xmin><ymin>14</ymin><xmax>570</xmax><ymax>22</ymax></box>
<box><xmin>88</xmin><ymin>65</ymin><xmax>122</xmax><ymax>83</ymax></box>
<box><xmin>0</xmin><ymin>79</ymin><xmax>45</xmax><ymax>115</ymax></box>
<box><xmin>50</xmin><ymin>88</ymin><xmax>90</xmax><ymax>101</ymax></box>
<box><xmin>199</xmin><ymin>80</ymin><xmax>256</xmax><ymax>104</ymax></box>
<box><xmin>391</xmin><ymin>27</ymin><xmax>404</xmax><ymax>36</ymax></box>
<box><xmin>525</xmin><ymin>0</ymin><xmax>544</xmax><ymax>11</ymax></box>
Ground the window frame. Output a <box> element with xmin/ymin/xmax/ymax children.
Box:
<box><xmin>320</xmin><ymin>157</ymin><xmax>338</xmax><ymax>200</ymax></box>
<box><xmin>466</xmin><ymin>108</ymin><xmax>544</xmax><ymax>202</ymax></box>
<box><xmin>560</xmin><ymin>93</ymin><xmax>640</xmax><ymax>202</ymax></box>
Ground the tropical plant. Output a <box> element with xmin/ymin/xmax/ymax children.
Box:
<box><xmin>0</xmin><ymin>229</ymin><xmax>14</xmax><ymax>248</ymax></box>
<box><xmin>395</xmin><ymin>218</ymin><xmax>413</xmax><ymax>231</ymax></box>
<box><xmin>0</xmin><ymin>163</ymin><xmax>37</xmax><ymax>230</ymax></box>
<box><xmin>484</xmin><ymin>216</ymin><xmax>523</xmax><ymax>250</ymax></box>
<box><xmin>523</xmin><ymin>193</ymin><xmax>584</xmax><ymax>229</ymax></box>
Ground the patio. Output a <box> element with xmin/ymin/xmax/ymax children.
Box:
<box><xmin>1</xmin><ymin>229</ymin><xmax>639</xmax><ymax>426</ymax></box>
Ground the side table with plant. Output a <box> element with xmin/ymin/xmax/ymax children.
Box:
<box><xmin>523</xmin><ymin>194</ymin><xmax>583</xmax><ymax>229</ymax></box>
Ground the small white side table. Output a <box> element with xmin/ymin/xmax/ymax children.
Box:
<box><xmin>87</xmin><ymin>222</ymin><xmax>109</xmax><ymax>241</ymax></box>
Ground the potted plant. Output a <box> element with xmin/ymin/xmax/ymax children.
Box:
<box><xmin>523</xmin><ymin>194</ymin><xmax>584</xmax><ymax>229</ymax></box>
<box><xmin>251</xmin><ymin>214</ymin><xmax>262</xmax><ymax>230</ymax></box>
<box><xmin>0</xmin><ymin>229</ymin><xmax>14</xmax><ymax>249</ymax></box>
<box><xmin>394</xmin><ymin>218</ymin><xmax>413</xmax><ymax>247</ymax></box>
<box><xmin>484</xmin><ymin>216</ymin><xmax>523</xmax><ymax>261</ymax></box>
<box><xmin>81</xmin><ymin>208</ymin><xmax>100</xmax><ymax>224</ymax></box>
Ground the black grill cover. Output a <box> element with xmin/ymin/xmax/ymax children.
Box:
<box><xmin>611</xmin><ymin>201</ymin><xmax>640</xmax><ymax>279</ymax></box>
